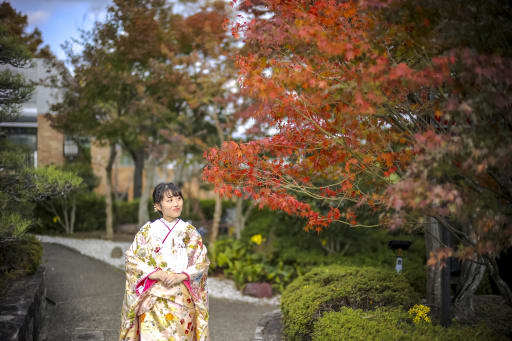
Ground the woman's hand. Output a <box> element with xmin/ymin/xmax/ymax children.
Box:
<box><xmin>149</xmin><ymin>270</ymin><xmax>187</xmax><ymax>287</ymax></box>
<box><xmin>148</xmin><ymin>270</ymin><xmax>164</xmax><ymax>281</ymax></box>
<box><xmin>161</xmin><ymin>273</ymin><xmax>188</xmax><ymax>287</ymax></box>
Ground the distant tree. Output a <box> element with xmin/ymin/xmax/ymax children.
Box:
<box><xmin>0</xmin><ymin>2</ymin><xmax>56</xmax><ymax>243</ymax></box>
<box><xmin>33</xmin><ymin>166</ymin><xmax>84</xmax><ymax>234</ymax></box>
<box><xmin>51</xmin><ymin>0</ymin><xmax>236</xmax><ymax>234</ymax></box>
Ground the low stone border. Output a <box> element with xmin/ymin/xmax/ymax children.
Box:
<box><xmin>255</xmin><ymin>309</ymin><xmax>284</xmax><ymax>341</ymax></box>
<box><xmin>0</xmin><ymin>267</ymin><xmax>46</xmax><ymax>341</ymax></box>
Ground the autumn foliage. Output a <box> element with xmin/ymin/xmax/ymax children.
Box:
<box><xmin>203</xmin><ymin>0</ymin><xmax>512</xmax><ymax>265</ymax></box>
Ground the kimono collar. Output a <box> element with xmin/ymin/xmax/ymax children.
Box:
<box><xmin>160</xmin><ymin>218</ymin><xmax>181</xmax><ymax>244</ymax></box>
<box><xmin>161</xmin><ymin>217</ymin><xmax>180</xmax><ymax>228</ymax></box>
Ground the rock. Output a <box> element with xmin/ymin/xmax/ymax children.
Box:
<box><xmin>110</xmin><ymin>247</ymin><xmax>124</xmax><ymax>258</ymax></box>
<box><xmin>0</xmin><ymin>267</ymin><xmax>46</xmax><ymax>341</ymax></box>
<box><xmin>243</xmin><ymin>282</ymin><xmax>273</xmax><ymax>298</ymax></box>
<box><xmin>255</xmin><ymin>309</ymin><xmax>283</xmax><ymax>341</ymax></box>
<box><xmin>118</xmin><ymin>223</ymin><xmax>138</xmax><ymax>234</ymax></box>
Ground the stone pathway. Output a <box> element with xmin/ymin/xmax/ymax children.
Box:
<box><xmin>41</xmin><ymin>243</ymin><xmax>276</xmax><ymax>341</ymax></box>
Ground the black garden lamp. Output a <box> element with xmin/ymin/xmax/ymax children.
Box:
<box><xmin>388</xmin><ymin>240</ymin><xmax>412</xmax><ymax>273</ymax></box>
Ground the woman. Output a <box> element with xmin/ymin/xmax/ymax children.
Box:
<box><xmin>119</xmin><ymin>182</ymin><xmax>209</xmax><ymax>340</ymax></box>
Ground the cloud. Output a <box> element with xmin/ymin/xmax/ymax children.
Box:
<box><xmin>27</xmin><ymin>10</ymin><xmax>51</xmax><ymax>25</ymax></box>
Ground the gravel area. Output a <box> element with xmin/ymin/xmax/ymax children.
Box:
<box><xmin>36</xmin><ymin>234</ymin><xmax>280</xmax><ymax>306</ymax></box>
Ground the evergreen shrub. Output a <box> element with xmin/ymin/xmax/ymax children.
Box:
<box><xmin>33</xmin><ymin>192</ymin><xmax>106</xmax><ymax>233</ymax></box>
<box><xmin>33</xmin><ymin>196</ymin><xmax>234</xmax><ymax>234</ymax></box>
<box><xmin>281</xmin><ymin>265</ymin><xmax>420</xmax><ymax>341</ymax></box>
<box><xmin>242</xmin><ymin>208</ymin><xmax>426</xmax><ymax>296</ymax></box>
<box><xmin>114</xmin><ymin>199</ymin><xmax>139</xmax><ymax>226</ymax></box>
<box><xmin>312</xmin><ymin>307</ymin><xmax>506</xmax><ymax>341</ymax></box>
<box><xmin>0</xmin><ymin>235</ymin><xmax>42</xmax><ymax>296</ymax></box>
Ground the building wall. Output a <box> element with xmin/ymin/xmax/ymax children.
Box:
<box><xmin>91</xmin><ymin>141</ymin><xmax>214</xmax><ymax>201</ymax></box>
<box><xmin>1</xmin><ymin>59</ymin><xmax>67</xmax><ymax>168</ymax></box>
<box><xmin>36</xmin><ymin>114</ymin><xmax>64</xmax><ymax>166</ymax></box>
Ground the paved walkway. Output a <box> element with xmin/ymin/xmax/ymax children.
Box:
<box><xmin>41</xmin><ymin>243</ymin><xmax>276</xmax><ymax>341</ymax></box>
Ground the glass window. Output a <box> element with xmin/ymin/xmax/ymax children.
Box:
<box><xmin>3</xmin><ymin>127</ymin><xmax>37</xmax><ymax>151</ymax></box>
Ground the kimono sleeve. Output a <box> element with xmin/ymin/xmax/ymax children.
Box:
<box><xmin>124</xmin><ymin>223</ymin><xmax>161</xmax><ymax>294</ymax></box>
<box><xmin>181</xmin><ymin>225</ymin><xmax>210</xmax><ymax>285</ymax></box>
<box><xmin>119</xmin><ymin>223</ymin><xmax>159</xmax><ymax>340</ymax></box>
<box><xmin>181</xmin><ymin>224</ymin><xmax>210</xmax><ymax>341</ymax></box>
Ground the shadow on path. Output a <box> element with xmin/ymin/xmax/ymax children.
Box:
<box><xmin>41</xmin><ymin>243</ymin><xmax>275</xmax><ymax>341</ymax></box>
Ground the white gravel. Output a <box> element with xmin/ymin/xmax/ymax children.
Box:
<box><xmin>36</xmin><ymin>235</ymin><xmax>280</xmax><ymax>306</ymax></box>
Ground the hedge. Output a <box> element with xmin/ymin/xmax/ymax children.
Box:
<box><xmin>0</xmin><ymin>235</ymin><xmax>42</xmax><ymax>297</ymax></box>
<box><xmin>241</xmin><ymin>208</ymin><xmax>427</xmax><ymax>296</ymax></box>
<box><xmin>281</xmin><ymin>265</ymin><xmax>420</xmax><ymax>341</ymax></box>
<box><xmin>312</xmin><ymin>307</ymin><xmax>507</xmax><ymax>341</ymax></box>
<box><xmin>32</xmin><ymin>195</ymin><xmax>233</xmax><ymax>234</ymax></box>
<box><xmin>32</xmin><ymin>192</ymin><xmax>107</xmax><ymax>233</ymax></box>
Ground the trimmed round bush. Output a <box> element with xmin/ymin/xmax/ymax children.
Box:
<box><xmin>281</xmin><ymin>265</ymin><xmax>420</xmax><ymax>341</ymax></box>
<box><xmin>312</xmin><ymin>307</ymin><xmax>507</xmax><ymax>341</ymax></box>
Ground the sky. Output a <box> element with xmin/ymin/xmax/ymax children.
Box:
<box><xmin>8</xmin><ymin>0</ymin><xmax>113</xmax><ymax>61</ymax></box>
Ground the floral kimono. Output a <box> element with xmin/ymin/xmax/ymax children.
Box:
<box><xmin>119</xmin><ymin>218</ymin><xmax>209</xmax><ymax>341</ymax></box>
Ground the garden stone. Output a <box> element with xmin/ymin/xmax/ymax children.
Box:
<box><xmin>255</xmin><ymin>309</ymin><xmax>283</xmax><ymax>341</ymax></box>
<box><xmin>243</xmin><ymin>282</ymin><xmax>273</xmax><ymax>298</ymax></box>
<box><xmin>110</xmin><ymin>246</ymin><xmax>124</xmax><ymax>258</ymax></box>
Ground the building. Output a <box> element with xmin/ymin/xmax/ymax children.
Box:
<box><xmin>0</xmin><ymin>58</ymin><xmax>213</xmax><ymax>201</ymax></box>
<box><xmin>0</xmin><ymin>58</ymin><xmax>68</xmax><ymax>167</ymax></box>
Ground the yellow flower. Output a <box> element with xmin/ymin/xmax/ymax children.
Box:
<box><xmin>165</xmin><ymin>313</ymin><xmax>174</xmax><ymax>321</ymax></box>
<box><xmin>408</xmin><ymin>304</ymin><xmax>431</xmax><ymax>324</ymax></box>
<box><xmin>52</xmin><ymin>216</ymin><xmax>60</xmax><ymax>223</ymax></box>
<box><xmin>321</xmin><ymin>239</ymin><xmax>327</xmax><ymax>246</ymax></box>
<box><xmin>250</xmin><ymin>234</ymin><xmax>264</xmax><ymax>245</ymax></box>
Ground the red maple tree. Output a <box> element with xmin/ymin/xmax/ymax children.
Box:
<box><xmin>203</xmin><ymin>0</ymin><xmax>512</xmax><ymax>313</ymax></box>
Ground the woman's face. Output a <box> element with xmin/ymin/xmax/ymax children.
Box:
<box><xmin>155</xmin><ymin>191</ymin><xmax>183</xmax><ymax>222</ymax></box>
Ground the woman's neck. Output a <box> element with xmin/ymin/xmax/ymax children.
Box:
<box><xmin>161</xmin><ymin>217</ymin><xmax>179</xmax><ymax>225</ymax></box>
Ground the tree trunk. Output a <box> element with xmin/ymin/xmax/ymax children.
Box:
<box><xmin>138</xmin><ymin>155</ymin><xmax>157</xmax><ymax>226</ymax></box>
<box><xmin>105</xmin><ymin>144</ymin><xmax>117</xmax><ymax>240</ymax></box>
<box><xmin>453</xmin><ymin>256</ymin><xmax>486</xmax><ymax>322</ymax></box>
<box><xmin>485</xmin><ymin>256</ymin><xmax>512</xmax><ymax>306</ymax></box>
<box><xmin>70</xmin><ymin>194</ymin><xmax>76</xmax><ymax>234</ymax></box>
<box><xmin>425</xmin><ymin>216</ymin><xmax>443</xmax><ymax>322</ymax></box>
<box><xmin>234</xmin><ymin>196</ymin><xmax>254</xmax><ymax>240</ymax></box>
<box><xmin>63</xmin><ymin>201</ymin><xmax>70</xmax><ymax>234</ymax></box>
<box><xmin>234</xmin><ymin>197</ymin><xmax>243</xmax><ymax>240</ymax></box>
<box><xmin>209</xmin><ymin>193</ymin><xmax>222</xmax><ymax>245</ymax></box>
<box><xmin>209</xmin><ymin>109</ymin><xmax>225</xmax><ymax>245</ymax></box>
<box><xmin>130</xmin><ymin>147</ymin><xmax>145</xmax><ymax>199</ymax></box>
<box><xmin>192</xmin><ymin>197</ymin><xmax>207</xmax><ymax>225</ymax></box>
<box><xmin>46</xmin><ymin>202</ymin><xmax>67</xmax><ymax>234</ymax></box>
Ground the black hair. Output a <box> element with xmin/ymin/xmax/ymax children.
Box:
<box><xmin>152</xmin><ymin>182</ymin><xmax>183</xmax><ymax>213</ymax></box>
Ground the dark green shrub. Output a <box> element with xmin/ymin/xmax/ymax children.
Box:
<box><xmin>33</xmin><ymin>192</ymin><xmax>106</xmax><ymax>233</ymax></box>
<box><xmin>312</xmin><ymin>307</ymin><xmax>506</xmax><ymax>341</ymax></box>
<box><xmin>75</xmin><ymin>192</ymin><xmax>106</xmax><ymax>231</ymax></box>
<box><xmin>281</xmin><ymin>265</ymin><xmax>420</xmax><ymax>341</ymax></box>
<box><xmin>197</xmin><ymin>199</ymin><xmax>235</xmax><ymax>221</ymax></box>
<box><xmin>33</xmin><ymin>196</ymin><xmax>228</xmax><ymax>235</ymax></box>
<box><xmin>241</xmin><ymin>206</ymin><xmax>426</xmax><ymax>293</ymax></box>
<box><xmin>61</xmin><ymin>161</ymin><xmax>99</xmax><ymax>191</ymax></box>
<box><xmin>114</xmin><ymin>199</ymin><xmax>139</xmax><ymax>226</ymax></box>
<box><xmin>0</xmin><ymin>235</ymin><xmax>43</xmax><ymax>296</ymax></box>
